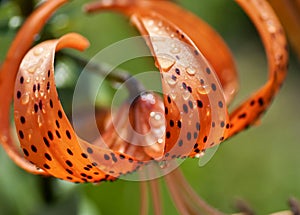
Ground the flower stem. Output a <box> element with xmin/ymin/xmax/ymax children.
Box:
<box><xmin>165</xmin><ymin>168</ymin><xmax>224</xmax><ymax>215</ymax></box>
<box><xmin>140</xmin><ymin>181</ymin><xmax>149</xmax><ymax>215</ymax></box>
<box><xmin>62</xmin><ymin>51</ymin><xmax>145</xmax><ymax>99</ymax></box>
<box><xmin>149</xmin><ymin>179</ymin><xmax>163</xmax><ymax>215</ymax></box>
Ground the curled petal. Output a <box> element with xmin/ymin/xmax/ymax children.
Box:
<box><xmin>0</xmin><ymin>0</ymin><xmax>68</xmax><ymax>175</ymax></box>
<box><xmin>268</xmin><ymin>0</ymin><xmax>300</xmax><ymax>60</ymax></box>
<box><xmin>130</xmin><ymin>13</ymin><xmax>229</xmax><ymax>157</ymax></box>
<box><xmin>87</xmin><ymin>0</ymin><xmax>230</xmax><ymax>156</ymax></box>
<box><xmin>226</xmin><ymin>0</ymin><xmax>288</xmax><ymax>139</ymax></box>
<box><xmin>14</xmin><ymin>33</ymin><xmax>140</xmax><ymax>182</ymax></box>
<box><xmin>100</xmin><ymin>93</ymin><xmax>166</xmax><ymax>161</ymax></box>
<box><xmin>85</xmin><ymin>0</ymin><xmax>288</xmax><ymax>142</ymax></box>
<box><xmin>84</xmin><ymin>0</ymin><xmax>239</xmax><ymax>104</ymax></box>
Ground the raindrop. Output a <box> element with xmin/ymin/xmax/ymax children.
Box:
<box><xmin>266</xmin><ymin>20</ymin><xmax>276</xmax><ymax>33</ymax></box>
<box><xmin>186</xmin><ymin>66</ymin><xmax>196</xmax><ymax>76</ymax></box>
<box><xmin>170</xmin><ymin>46</ymin><xmax>181</xmax><ymax>54</ymax></box>
<box><xmin>157</xmin><ymin>21</ymin><xmax>163</xmax><ymax>27</ymax></box>
<box><xmin>33</xmin><ymin>47</ymin><xmax>44</xmax><ymax>56</ymax></box>
<box><xmin>152</xmin><ymin>26</ymin><xmax>159</xmax><ymax>32</ymax></box>
<box><xmin>156</xmin><ymin>54</ymin><xmax>175</xmax><ymax>72</ymax></box>
<box><xmin>164</xmin><ymin>73</ymin><xmax>177</xmax><ymax>87</ymax></box>
<box><xmin>37</xmin><ymin>115</ymin><xmax>44</xmax><ymax>127</ymax></box>
<box><xmin>27</xmin><ymin>129</ymin><xmax>33</xmax><ymax>141</ymax></box>
<box><xmin>27</xmin><ymin>67</ymin><xmax>36</xmax><ymax>74</ymax></box>
<box><xmin>182</xmin><ymin>90</ymin><xmax>190</xmax><ymax>100</ymax></box>
<box><xmin>195</xmin><ymin>152</ymin><xmax>205</xmax><ymax>158</ymax></box>
<box><xmin>157</xmin><ymin>138</ymin><xmax>163</xmax><ymax>144</ymax></box>
<box><xmin>197</xmin><ymin>85</ymin><xmax>211</xmax><ymax>95</ymax></box>
<box><xmin>21</xmin><ymin>93</ymin><xmax>30</xmax><ymax>105</ymax></box>
<box><xmin>151</xmin><ymin>36</ymin><xmax>166</xmax><ymax>42</ymax></box>
<box><xmin>146</xmin><ymin>19</ymin><xmax>154</xmax><ymax>27</ymax></box>
<box><xmin>154</xmin><ymin>114</ymin><xmax>161</xmax><ymax>121</ymax></box>
<box><xmin>170</xmin><ymin>91</ymin><xmax>177</xmax><ymax>100</ymax></box>
<box><xmin>158</xmin><ymin>160</ymin><xmax>168</xmax><ymax>169</ymax></box>
<box><xmin>150</xmin><ymin>112</ymin><xmax>164</xmax><ymax>128</ymax></box>
<box><xmin>260</xmin><ymin>11</ymin><xmax>269</xmax><ymax>21</ymax></box>
<box><xmin>34</xmin><ymin>91</ymin><xmax>39</xmax><ymax>98</ymax></box>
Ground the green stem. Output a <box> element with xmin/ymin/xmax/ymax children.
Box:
<box><xmin>63</xmin><ymin>51</ymin><xmax>146</xmax><ymax>100</ymax></box>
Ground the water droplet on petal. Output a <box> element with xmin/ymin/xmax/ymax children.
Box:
<box><xmin>197</xmin><ymin>85</ymin><xmax>211</xmax><ymax>95</ymax></box>
<box><xmin>146</xmin><ymin>19</ymin><xmax>154</xmax><ymax>27</ymax></box>
<box><xmin>206</xmin><ymin>108</ymin><xmax>211</xmax><ymax>117</ymax></box>
<box><xmin>27</xmin><ymin>129</ymin><xmax>33</xmax><ymax>140</ymax></box>
<box><xmin>186</xmin><ymin>66</ymin><xmax>196</xmax><ymax>76</ymax></box>
<box><xmin>37</xmin><ymin>115</ymin><xmax>44</xmax><ymax>127</ymax></box>
<box><xmin>152</xmin><ymin>26</ymin><xmax>159</xmax><ymax>32</ymax></box>
<box><xmin>27</xmin><ymin>67</ymin><xmax>35</xmax><ymax>74</ymax></box>
<box><xmin>164</xmin><ymin>73</ymin><xmax>177</xmax><ymax>87</ymax></box>
<box><xmin>150</xmin><ymin>112</ymin><xmax>164</xmax><ymax>128</ymax></box>
<box><xmin>152</xmin><ymin>36</ymin><xmax>166</xmax><ymax>42</ymax></box>
<box><xmin>195</xmin><ymin>152</ymin><xmax>205</xmax><ymax>158</ymax></box>
<box><xmin>260</xmin><ymin>11</ymin><xmax>269</xmax><ymax>20</ymax></box>
<box><xmin>33</xmin><ymin>47</ymin><xmax>44</xmax><ymax>56</ymax></box>
<box><xmin>267</xmin><ymin>20</ymin><xmax>276</xmax><ymax>33</ymax></box>
<box><xmin>21</xmin><ymin>93</ymin><xmax>30</xmax><ymax>104</ymax></box>
<box><xmin>170</xmin><ymin>91</ymin><xmax>177</xmax><ymax>100</ymax></box>
<box><xmin>170</xmin><ymin>46</ymin><xmax>181</xmax><ymax>54</ymax></box>
<box><xmin>157</xmin><ymin>54</ymin><xmax>175</xmax><ymax>72</ymax></box>
<box><xmin>159</xmin><ymin>160</ymin><xmax>168</xmax><ymax>169</ymax></box>
<box><xmin>154</xmin><ymin>113</ymin><xmax>162</xmax><ymax>121</ymax></box>
<box><xmin>182</xmin><ymin>90</ymin><xmax>190</xmax><ymax>100</ymax></box>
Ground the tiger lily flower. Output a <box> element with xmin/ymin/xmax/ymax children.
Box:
<box><xmin>0</xmin><ymin>0</ymin><xmax>288</xmax><ymax>214</ymax></box>
<box><xmin>83</xmin><ymin>0</ymin><xmax>288</xmax><ymax>213</ymax></box>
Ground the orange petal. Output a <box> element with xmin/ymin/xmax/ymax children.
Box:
<box><xmin>268</xmin><ymin>0</ymin><xmax>300</xmax><ymax>60</ymax></box>
<box><xmin>129</xmin><ymin>13</ymin><xmax>229</xmax><ymax>157</ymax></box>
<box><xmin>226</xmin><ymin>0</ymin><xmax>288</xmax><ymax>139</ymax></box>
<box><xmin>14</xmin><ymin>33</ymin><xmax>140</xmax><ymax>182</ymax></box>
<box><xmin>84</xmin><ymin>0</ymin><xmax>239</xmax><ymax>104</ymax></box>
<box><xmin>0</xmin><ymin>0</ymin><xmax>68</xmax><ymax>175</ymax></box>
<box><xmin>100</xmin><ymin>93</ymin><xmax>166</xmax><ymax>161</ymax></box>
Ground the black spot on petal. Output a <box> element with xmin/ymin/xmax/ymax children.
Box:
<box><xmin>206</xmin><ymin>67</ymin><xmax>211</xmax><ymax>74</ymax></box>
<box><xmin>197</xmin><ymin>100</ymin><xmax>203</xmax><ymax>108</ymax></box>
<box><xmin>17</xmin><ymin>91</ymin><xmax>21</xmax><ymax>99</ymax></box>
<box><xmin>20</xmin><ymin>116</ymin><xmax>25</xmax><ymax>124</ymax></box>
<box><xmin>87</xmin><ymin>147</ymin><xmax>93</xmax><ymax>154</ymax></box>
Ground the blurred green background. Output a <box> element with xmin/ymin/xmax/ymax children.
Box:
<box><xmin>0</xmin><ymin>0</ymin><xmax>300</xmax><ymax>214</ymax></box>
